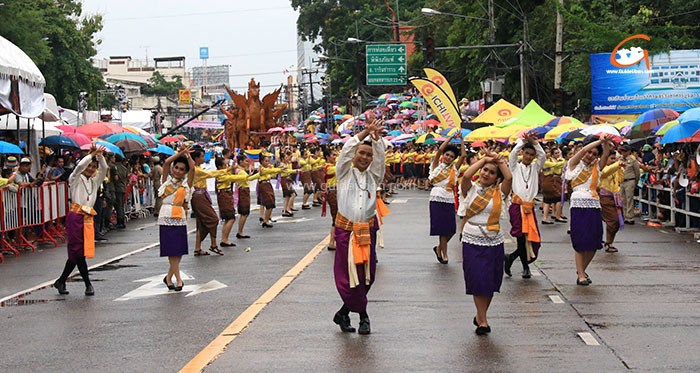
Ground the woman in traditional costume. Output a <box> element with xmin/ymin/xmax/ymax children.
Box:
<box><xmin>459</xmin><ymin>151</ymin><xmax>512</xmax><ymax>335</ymax></box>
<box><xmin>322</xmin><ymin>147</ymin><xmax>339</xmax><ymax>250</ymax></box>
<box><xmin>541</xmin><ymin>147</ymin><xmax>567</xmax><ymax>224</ymax></box>
<box><xmin>159</xmin><ymin>146</ymin><xmax>195</xmax><ymax>291</ymax></box>
<box><xmin>599</xmin><ymin>149</ymin><xmax>625</xmax><ymax>253</ymax></box>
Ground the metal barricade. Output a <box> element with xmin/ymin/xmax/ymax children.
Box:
<box><xmin>54</xmin><ymin>182</ymin><xmax>68</xmax><ymax>235</ymax></box>
<box><xmin>0</xmin><ymin>188</ymin><xmax>21</xmax><ymax>261</ymax></box>
<box><xmin>635</xmin><ymin>184</ymin><xmax>700</xmax><ymax>232</ymax></box>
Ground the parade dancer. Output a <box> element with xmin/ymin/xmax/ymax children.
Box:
<box><xmin>332</xmin><ymin>116</ymin><xmax>385</xmax><ymax>335</ymax></box>
<box><xmin>235</xmin><ymin>154</ymin><xmax>259</xmax><ymax>239</ymax></box>
<box><xmin>215</xmin><ymin>157</ymin><xmax>239</xmax><ymax>248</ymax></box>
<box><xmin>191</xmin><ymin>149</ymin><xmax>230</xmax><ymax>256</ymax></box>
<box><xmin>460</xmin><ymin>151</ymin><xmax>512</xmax><ymax>335</ymax></box>
<box><xmin>258</xmin><ymin>155</ymin><xmax>282</xmax><ymax>228</ymax></box>
<box><xmin>280</xmin><ymin>151</ymin><xmax>298</xmax><ymax>217</ymax></box>
<box><xmin>298</xmin><ymin>149</ymin><xmax>314</xmax><ymax>209</ymax></box>
<box><xmin>159</xmin><ymin>145</ymin><xmax>195</xmax><ymax>291</ymax></box>
<box><xmin>541</xmin><ymin>147</ymin><xmax>567</xmax><ymax>224</ymax></box>
<box><xmin>428</xmin><ymin>132</ymin><xmax>466</xmax><ymax>264</ymax></box>
<box><xmin>599</xmin><ymin>150</ymin><xmax>625</xmax><ymax>253</ymax></box>
<box><xmin>505</xmin><ymin>133</ymin><xmax>545</xmax><ymax>279</ymax></box>
<box><xmin>322</xmin><ymin>147</ymin><xmax>339</xmax><ymax>250</ymax></box>
<box><xmin>54</xmin><ymin>145</ymin><xmax>108</xmax><ymax>296</ymax></box>
<box><xmin>566</xmin><ymin>135</ymin><xmax>613</xmax><ymax>286</ymax></box>
<box><xmin>310</xmin><ymin>148</ymin><xmax>325</xmax><ymax>206</ymax></box>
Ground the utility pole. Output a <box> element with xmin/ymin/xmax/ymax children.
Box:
<box><xmin>554</xmin><ymin>0</ymin><xmax>564</xmax><ymax>89</ymax></box>
<box><xmin>488</xmin><ymin>0</ymin><xmax>495</xmax><ymax>44</ymax></box>
<box><xmin>521</xmin><ymin>16</ymin><xmax>530</xmax><ymax>105</ymax></box>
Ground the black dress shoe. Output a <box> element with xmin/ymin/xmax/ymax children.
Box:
<box><xmin>473</xmin><ymin>317</ymin><xmax>478</xmax><ymax>327</ymax></box>
<box><xmin>504</xmin><ymin>255</ymin><xmax>515</xmax><ymax>277</ymax></box>
<box><xmin>327</xmin><ymin>246</ymin><xmax>336</xmax><ymax>251</ymax></box>
<box><xmin>432</xmin><ymin>246</ymin><xmax>443</xmax><ymax>263</ymax></box>
<box><xmin>174</xmin><ymin>282</ymin><xmax>184</xmax><ymax>292</ymax></box>
<box><xmin>333</xmin><ymin>312</ymin><xmax>355</xmax><ymax>333</ymax></box>
<box><xmin>95</xmin><ymin>236</ymin><xmax>108</xmax><ymax>242</ymax></box>
<box><xmin>301</xmin><ymin>205</ymin><xmax>311</xmax><ymax>210</ymax></box>
<box><xmin>163</xmin><ymin>276</ymin><xmax>175</xmax><ymax>290</ymax></box>
<box><xmin>54</xmin><ymin>280</ymin><xmax>69</xmax><ymax>295</ymax></box>
<box><xmin>576</xmin><ymin>279</ymin><xmax>589</xmax><ymax>286</ymax></box>
<box><xmin>475</xmin><ymin>326</ymin><xmax>490</xmax><ymax>335</ymax></box>
<box><xmin>259</xmin><ymin>217</ymin><xmax>264</xmax><ymax>223</ymax></box>
<box><xmin>220</xmin><ymin>242</ymin><xmax>236</xmax><ymax>247</ymax></box>
<box><xmin>358</xmin><ymin>316</ymin><xmax>371</xmax><ymax>335</ymax></box>
<box><xmin>262</xmin><ymin>222</ymin><xmax>274</xmax><ymax>228</ymax></box>
<box><xmin>522</xmin><ymin>266</ymin><xmax>532</xmax><ymax>279</ymax></box>
<box><xmin>236</xmin><ymin>233</ymin><xmax>250</xmax><ymax>239</ymax></box>
<box><xmin>585</xmin><ymin>273</ymin><xmax>592</xmax><ymax>284</ymax></box>
<box><xmin>85</xmin><ymin>284</ymin><xmax>95</xmax><ymax>296</ymax></box>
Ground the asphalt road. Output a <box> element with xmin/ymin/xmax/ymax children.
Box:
<box><xmin>1</xmin><ymin>187</ymin><xmax>700</xmax><ymax>372</ymax></box>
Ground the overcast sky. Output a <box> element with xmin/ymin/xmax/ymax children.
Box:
<box><xmin>80</xmin><ymin>0</ymin><xmax>299</xmax><ymax>91</ymax></box>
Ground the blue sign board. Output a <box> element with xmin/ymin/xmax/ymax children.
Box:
<box><xmin>591</xmin><ymin>49</ymin><xmax>700</xmax><ymax>114</ymax></box>
<box><xmin>199</xmin><ymin>47</ymin><xmax>209</xmax><ymax>60</ymax></box>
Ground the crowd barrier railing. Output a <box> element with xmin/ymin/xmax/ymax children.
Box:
<box><xmin>635</xmin><ymin>184</ymin><xmax>700</xmax><ymax>232</ymax></box>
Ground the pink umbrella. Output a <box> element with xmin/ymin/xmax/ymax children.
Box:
<box><xmin>267</xmin><ymin>127</ymin><xmax>284</xmax><ymax>132</ymax></box>
<box><xmin>63</xmin><ymin>132</ymin><xmax>91</xmax><ymax>146</ymax></box>
<box><xmin>56</xmin><ymin>125</ymin><xmax>86</xmax><ymax>135</ymax></box>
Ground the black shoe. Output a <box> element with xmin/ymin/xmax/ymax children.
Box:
<box><xmin>259</xmin><ymin>217</ymin><xmax>264</xmax><ymax>223</ymax></box>
<box><xmin>522</xmin><ymin>266</ymin><xmax>532</xmax><ymax>279</ymax></box>
<box><xmin>85</xmin><ymin>284</ymin><xmax>95</xmax><ymax>296</ymax></box>
<box><xmin>541</xmin><ymin>220</ymin><xmax>554</xmax><ymax>225</ymax></box>
<box><xmin>504</xmin><ymin>254</ymin><xmax>515</xmax><ymax>277</ymax></box>
<box><xmin>475</xmin><ymin>326</ymin><xmax>490</xmax><ymax>335</ymax></box>
<box><xmin>236</xmin><ymin>233</ymin><xmax>250</xmax><ymax>239</ymax></box>
<box><xmin>585</xmin><ymin>273</ymin><xmax>592</xmax><ymax>284</ymax></box>
<box><xmin>95</xmin><ymin>236</ymin><xmax>108</xmax><ymax>242</ymax></box>
<box><xmin>333</xmin><ymin>312</ymin><xmax>355</xmax><ymax>333</ymax></box>
<box><xmin>358</xmin><ymin>316</ymin><xmax>371</xmax><ymax>335</ymax></box>
<box><xmin>432</xmin><ymin>246</ymin><xmax>443</xmax><ymax>263</ymax></box>
<box><xmin>270</xmin><ymin>218</ymin><xmax>277</xmax><ymax>223</ymax></box>
<box><xmin>262</xmin><ymin>222</ymin><xmax>274</xmax><ymax>228</ymax></box>
<box><xmin>54</xmin><ymin>280</ymin><xmax>69</xmax><ymax>295</ymax></box>
<box><xmin>220</xmin><ymin>242</ymin><xmax>236</xmax><ymax>247</ymax></box>
<box><xmin>301</xmin><ymin>205</ymin><xmax>311</xmax><ymax>210</ymax></box>
<box><xmin>174</xmin><ymin>282</ymin><xmax>184</xmax><ymax>292</ymax></box>
<box><xmin>327</xmin><ymin>246</ymin><xmax>336</xmax><ymax>251</ymax></box>
<box><xmin>473</xmin><ymin>317</ymin><xmax>478</xmax><ymax>327</ymax></box>
<box><xmin>163</xmin><ymin>276</ymin><xmax>175</xmax><ymax>290</ymax></box>
<box><xmin>576</xmin><ymin>279</ymin><xmax>589</xmax><ymax>286</ymax></box>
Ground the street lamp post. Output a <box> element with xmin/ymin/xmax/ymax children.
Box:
<box><xmin>421</xmin><ymin>7</ymin><xmax>489</xmax><ymax>21</ymax></box>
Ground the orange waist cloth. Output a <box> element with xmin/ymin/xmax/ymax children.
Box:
<box><xmin>511</xmin><ymin>194</ymin><xmax>540</xmax><ymax>243</ymax></box>
<box><xmin>336</xmin><ymin>213</ymin><xmax>374</xmax><ymax>265</ymax></box>
<box><xmin>70</xmin><ymin>202</ymin><xmax>97</xmax><ymax>258</ymax></box>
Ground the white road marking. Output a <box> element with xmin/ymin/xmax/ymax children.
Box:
<box><xmin>531</xmin><ymin>270</ymin><xmax>541</xmax><ymax>276</ymax></box>
<box><xmin>389</xmin><ymin>199</ymin><xmax>407</xmax><ymax>203</ymax></box>
<box><xmin>270</xmin><ymin>217</ymin><xmax>313</xmax><ymax>224</ymax></box>
<box><xmin>0</xmin><ymin>229</ymin><xmax>195</xmax><ymax>305</ymax></box>
<box><xmin>129</xmin><ymin>222</ymin><xmax>158</xmax><ymax>231</ymax></box>
<box><xmin>577</xmin><ymin>332</ymin><xmax>600</xmax><ymax>346</ymax></box>
<box><xmin>114</xmin><ymin>271</ymin><xmax>227</xmax><ymax>301</ymax></box>
<box><xmin>549</xmin><ymin>295</ymin><xmax>564</xmax><ymax>304</ymax></box>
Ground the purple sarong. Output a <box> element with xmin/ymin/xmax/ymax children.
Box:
<box><xmin>333</xmin><ymin>219</ymin><xmax>379</xmax><ymax>313</ymax></box>
<box><xmin>66</xmin><ymin>211</ymin><xmax>85</xmax><ymax>263</ymax></box>
<box><xmin>570</xmin><ymin>207</ymin><xmax>603</xmax><ymax>252</ymax></box>
<box><xmin>429</xmin><ymin>201</ymin><xmax>456</xmax><ymax>237</ymax></box>
<box><xmin>159</xmin><ymin>225</ymin><xmax>188</xmax><ymax>257</ymax></box>
<box><xmin>462</xmin><ymin>241</ymin><xmax>505</xmax><ymax>296</ymax></box>
<box><xmin>508</xmin><ymin>203</ymin><xmax>541</xmax><ymax>263</ymax></box>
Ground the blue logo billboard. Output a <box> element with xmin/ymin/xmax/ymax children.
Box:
<box><xmin>199</xmin><ymin>47</ymin><xmax>209</xmax><ymax>59</ymax></box>
<box><xmin>591</xmin><ymin>49</ymin><xmax>700</xmax><ymax>114</ymax></box>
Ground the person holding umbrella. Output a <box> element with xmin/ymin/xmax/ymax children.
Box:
<box><xmin>54</xmin><ymin>145</ymin><xmax>108</xmax><ymax>296</ymax></box>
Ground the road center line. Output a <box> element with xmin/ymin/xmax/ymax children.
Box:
<box><xmin>0</xmin><ymin>229</ymin><xmax>195</xmax><ymax>306</ymax></box>
<box><xmin>180</xmin><ymin>234</ymin><xmax>330</xmax><ymax>373</ymax></box>
<box><xmin>549</xmin><ymin>295</ymin><xmax>564</xmax><ymax>304</ymax></box>
<box><xmin>577</xmin><ymin>332</ymin><xmax>600</xmax><ymax>346</ymax></box>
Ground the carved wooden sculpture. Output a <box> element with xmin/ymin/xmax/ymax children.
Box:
<box><xmin>221</xmin><ymin>78</ymin><xmax>288</xmax><ymax>148</ymax></box>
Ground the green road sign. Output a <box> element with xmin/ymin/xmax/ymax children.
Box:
<box><xmin>366</xmin><ymin>44</ymin><xmax>407</xmax><ymax>86</ymax></box>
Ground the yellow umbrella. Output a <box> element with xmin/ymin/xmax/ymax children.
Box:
<box><xmin>466</xmin><ymin>126</ymin><xmax>500</xmax><ymax>142</ymax></box>
<box><xmin>544</xmin><ymin>123</ymin><xmax>585</xmax><ymax>140</ymax></box>
<box><xmin>415</xmin><ymin>132</ymin><xmax>438</xmax><ymax>144</ymax></box>
<box><xmin>611</xmin><ymin>121</ymin><xmax>632</xmax><ymax>130</ymax></box>
<box><xmin>490</xmin><ymin>125</ymin><xmax>528</xmax><ymax>140</ymax></box>
<box><xmin>653</xmin><ymin>120</ymin><xmax>679</xmax><ymax>136</ymax></box>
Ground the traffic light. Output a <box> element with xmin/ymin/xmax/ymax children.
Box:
<box><xmin>553</xmin><ymin>88</ymin><xmax>564</xmax><ymax>116</ymax></box>
<box><xmin>425</xmin><ymin>37</ymin><xmax>435</xmax><ymax>65</ymax></box>
<box><xmin>563</xmin><ymin>91</ymin><xmax>575</xmax><ymax>116</ymax></box>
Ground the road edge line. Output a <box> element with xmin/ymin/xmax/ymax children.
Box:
<box><xmin>0</xmin><ymin>229</ymin><xmax>195</xmax><ymax>305</ymax></box>
<box><xmin>179</xmin><ymin>234</ymin><xmax>330</xmax><ymax>373</ymax></box>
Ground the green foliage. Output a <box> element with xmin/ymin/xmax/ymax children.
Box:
<box><xmin>0</xmin><ymin>0</ymin><xmax>106</xmax><ymax>110</ymax></box>
<box><xmin>292</xmin><ymin>0</ymin><xmax>700</xmax><ymax>118</ymax></box>
<box><xmin>140</xmin><ymin>72</ymin><xmax>185</xmax><ymax>96</ymax></box>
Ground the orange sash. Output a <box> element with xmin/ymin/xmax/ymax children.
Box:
<box><xmin>375</xmin><ymin>197</ymin><xmax>390</xmax><ymax>225</ymax></box>
<box><xmin>161</xmin><ymin>183</ymin><xmax>188</xmax><ymax>219</ymax></box>
<box><xmin>571</xmin><ymin>164</ymin><xmax>599</xmax><ymax>198</ymax></box>
<box><xmin>464</xmin><ymin>186</ymin><xmax>501</xmax><ymax>231</ymax></box>
<box><xmin>511</xmin><ymin>194</ymin><xmax>540</xmax><ymax>243</ymax></box>
<box><xmin>336</xmin><ymin>213</ymin><xmax>374</xmax><ymax>265</ymax></box>
<box><xmin>70</xmin><ymin>202</ymin><xmax>97</xmax><ymax>258</ymax></box>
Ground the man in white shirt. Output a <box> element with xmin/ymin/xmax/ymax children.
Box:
<box><xmin>332</xmin><ymin>116</ymin><xmax>385</xmax><ymax>335</ymax></box>
<box><xmin>505</xmin><ymin>133</ymin><xmax>545</xmax><ymax>279</ymax></box>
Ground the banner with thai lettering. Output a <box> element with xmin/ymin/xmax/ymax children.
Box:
<box><xmin>423</xmin><ymin>68</ymin><xmax>458</xmax><ymax>108</ymax></box>
<box><xmin>176</xmin><ymin>118</ymin><xmax>224</xmax><ymax>129</ymax></box>
<box><xmin>410</xmin><ymin>78</ymin><xmax>462</xmax><ymax>128</ymax></box>
<box><xmin>591</xmin><ymin>50</ymin><xmax>700</xmax><ymax>114</ymax></box>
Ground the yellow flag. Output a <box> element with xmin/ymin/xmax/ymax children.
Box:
<box><xmin>423</xmin><ymin>68</ymin><xmax>458</xmax><ymax>109</ymax></box>
<box><xmin>410</xmin><ymin>78</ymin><xmax>462</xmax><ymax>129</ymax></box>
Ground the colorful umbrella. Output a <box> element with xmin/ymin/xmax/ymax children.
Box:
<box><xmin>80</xmin><ymin>141</ymin><xmax>125</xmax><ymax>157</ymax></box>
<box><xmin>440</xmin><ymin>127</ymin><xmax>458</xmax><ymax>136</ymax></box>
<box><xmin>660</xmin><ymin>121</ymin><xmax>700</xmax><ymax>144</ymax></box>
<box><xmin>651</xmin><ymin>120</ymin><xmax>678</xmax><ymax>135</ymax></box>
<box><xmin>580</xmin><ymin>125</ymin><xmax>622</xmax><ymax>142</ymax></box>
<box><xmin>544</xmin><ymin>124</ymin><xmax>585</xmax><ymax>140</ymax></box>
<box><xmin>62</xmin><ymin>132</ymin><xmax>91</xmax><ymax>146</ymax></box>
<box><xmin>416</xmin><ymin>133</ymin><xmax>436</xmax><ymax>144</ymax></box>
<box><xmin>399</xmin><ymin>101</ymin><xmax>415</xmax><ymax>108</ymax></box>
<box><xmin>0</xmin><ymin>140</ymin><xmax>24</xmax><ymax>154</ymax></box>
<box><xmin>470</xmin><ymin>141</ymin><xmax>486</xmax><ymax>148</ymax></box>
<box><xmin>422</xmin><ymin>138</ymin><xmax>438</xmax><ymax>145</ymax></box>
<box><xmin>56</xmin><ymin>125</ymin><xmax>86</xmax><ymax>135</ymax></box>
<box><xmin>147</xmin><ymin>144</ymin><xmax>176</xmax><ymax>156</ymax></box>
<box><xmin>160</xmin><ymin>136</ymin><xmax>181</xmax><ymax>143</ymax></box>
<box><xmin>267</xmin><ymin>127</ymin><xmax>284</xmax><ymax>132</ymax></box>
<box><xmin>39</xmin><ymin>135</ymin><xmax>79</xmax><ymax>149</ymax></box>
<box><xmin>394</xmin><ymin>133</ymin><xmax>416</xmax><ymax>141</ymax></box>
<box><xmin>449</xmin><ymin>129</ymin><xmax>472</xmax><ymax>143</ymax></box>
<box><xmin>387</xmin><ymin>130</ymin><xmax>402</xmax><ymax>136</ymax></box>
<box><xmin>627</xmin><ymin>108</ymin><xmax>679</xmax><ymax>139</ymax></box>
<box><xmin>426</xmin><ymin>119</ymin><xmax>441</xmax><ymax>128</ymax></box>
<box><xmin>544</xmin><ymin>116</ymin><xmax>582</xmax><ymax>127</ymax></box>
<box><xmin>79</xmin><ymin>121</ymin><xmax>127</xmax><ymax>138</ymax></box>
<box><xmin>107</xmin><ymin>133</ymin><xmax>148</xmax><ymax>145</ymax></box>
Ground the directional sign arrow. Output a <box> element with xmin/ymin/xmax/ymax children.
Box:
<box><xmin>114</xmin><ymin>272</ymin><xmax>227</xmax><ymax>301</ymax></box>
<box><xmin>271</xmin><ymin>216</ymin><xmax>313</xmax><ymax>224</ymax></box>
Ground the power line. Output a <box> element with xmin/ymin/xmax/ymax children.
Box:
<box><xmin>207</xmin><ymin>49</ymin><xmax>297</xmax><ymax>59</ymax></box>
<box><xmin>108</xmin><ymin>7</ymin><xmax>290</xmax><ymax>21</ymax></box>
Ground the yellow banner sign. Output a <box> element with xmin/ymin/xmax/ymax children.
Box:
<box><xmin>179</xmin><ymin>89</ymin><xmax>191</xmax><ymax>105</ymax></box>
<box><xmin>423</xmin><ymin>68</ymin><xmax>457</xmax><ymax>108</ymax></box>
<box><xmin>410</xmin><ymin>78</ymin><xmax>462</xmax><ymax>129</ymax></box>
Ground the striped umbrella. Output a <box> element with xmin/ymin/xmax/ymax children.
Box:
<box><xmin>627</xmin><ymin>108</ymin><xmax>679</xmax><ymax>139</ymax></box>
<box><xmin>652</xmin><ymin>120</ymin><xmax>679</xmax><ymax>136</ymax></box>
<box><xmin>544</xmin><ymin>116</ymin><xmax>582</xmax><ymax>127</ymax></box>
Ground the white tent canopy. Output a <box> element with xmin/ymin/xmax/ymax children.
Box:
<box><xmin>121</xmin><ymin>110</ymin><xmax>153</xmax><ymax>129</ymax></box>
<box><xmin>0</xmin><ymin>115</ymin><xmax>63</xmax><ymax>137</ymax></box>
<box><xmin>0</xmin><ymin>35</ymin><xmax>45</xmax><ymax>118</ymax></box>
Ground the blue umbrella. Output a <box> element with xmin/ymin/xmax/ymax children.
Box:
<box><xmin>659</xmin><ymin>121</ymin><xmax>700</xmax><ymax>144</ymax></box>
<box><xmin>449</xmin><ymin>129</ymin><xmax>472</xmax><ymax>143</ymax></box>
<box><xmin>387</xmin><ymin>130</ymin><xmax>402</xmax><ymax>136</ymax></box>
<box><xmin>106</xmin><ymin>133</ymin><xmax>148</xmax><ymax>145</ymax></box>
<box><xmin>148</xmin><ymin>144</ymin><xmax>176</xmax><ymax>156</ymax></box>
<box><xmin>0</xmin><ymin>140</ymin><xmax>24</xmax><ymax>154</ymax></box>
<box><xmin>94</xmin><ymin>141</ymin><xmax>125</xmax><ymax>157</ymax></box>
<box><xmin>39</xmin><ymin>135</ymin><xmax>79</xmax><ymax>148</ymax></box>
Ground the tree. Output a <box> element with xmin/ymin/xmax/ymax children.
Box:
<box><xmin>140</xmin><ymin>72</ymin><xmax>185</xmax><ymax>96</ymax></box>
<box><xmin>0</xmin><ymin>0</ymin><xmax>106</xmax><ymax>110</ymax></box>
